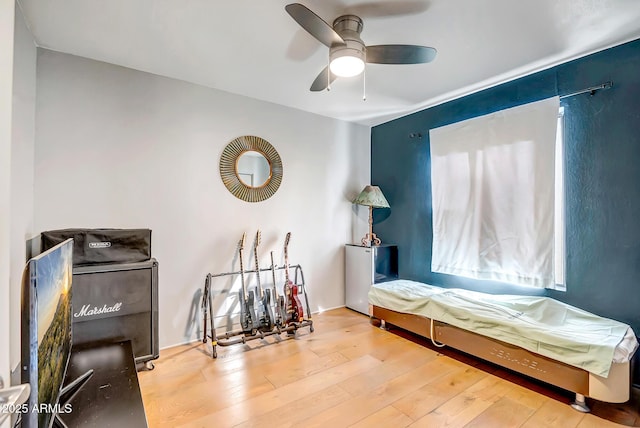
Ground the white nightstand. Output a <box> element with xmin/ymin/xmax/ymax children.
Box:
<box><xmin>345</xmin><ymin>244</ymin><xmax>398</xmax><ymax>315</ymax></box>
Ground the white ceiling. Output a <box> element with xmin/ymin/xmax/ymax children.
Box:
<box><xmin>17</xmin><ymin>0</ymin><xmax>640</xmax><ymax>126</ymax></box>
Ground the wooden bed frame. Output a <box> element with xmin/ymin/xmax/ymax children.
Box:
<box><xmin>370</xmin><ymin>305</ymin><xmax>632</xmax><ymax>411</ymax></box>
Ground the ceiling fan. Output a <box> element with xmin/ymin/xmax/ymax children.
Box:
<box><xmin>285</xmin><ymin>3</ymin><xmax>437</xmax><ymax>92</ymax></box>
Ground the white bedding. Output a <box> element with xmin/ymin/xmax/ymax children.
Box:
<box><xmin>369</xmin><ymin>279</ymin><xmax>638</xmax><ymax>377</ymax></box>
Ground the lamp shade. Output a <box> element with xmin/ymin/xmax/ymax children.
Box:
<box><xmin>353</xmin><ymin>185</ymin><xmax>390</xmax><ymax>208</ymax></box>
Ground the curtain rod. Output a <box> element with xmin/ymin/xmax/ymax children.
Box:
<box><xmin>559</xmin><ymin>81</ymin><xmax>612</xmax><ymax>99</ymax></box>
<box><xmin>410</xmin><ymin>81</ymin><xmax>614</xmax><ymax>138</ymax></box>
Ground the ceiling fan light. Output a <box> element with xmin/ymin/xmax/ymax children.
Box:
<box><xmin>329</xmin><ymin>49</ymin><xmax>365</xmax><ymax>77</ymax></box>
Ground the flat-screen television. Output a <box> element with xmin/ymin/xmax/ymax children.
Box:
<box><xmin>21</xmin><ymin>239</ymin><xmax>73</xmax><ymax>428</ymax></box>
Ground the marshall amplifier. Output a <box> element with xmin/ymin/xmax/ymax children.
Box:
<box><xmin>72</xmin><ymin>259</ymin><xmax>159</xmax><ymax>368</ymax></box>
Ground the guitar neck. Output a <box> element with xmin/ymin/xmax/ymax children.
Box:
<box><xmin>254</xmin><ymin>248</ymin><xmax>263</xmax><ymax>298</ymax></box>
<box><xmin>239</xmin><ymin>248</ymin><xmax>247</xmax><ymax>300</ymax></box>
<box><xmin>284</xmin><ymin>246</ymin><xmax>290</xmax><ymax>282</ymax></box>
<box><xmin>270</xmin><ymin>252</ymin><xmax>279</xmax><ymax>299</ymax></box>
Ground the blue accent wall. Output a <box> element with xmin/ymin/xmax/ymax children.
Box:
<box><xmin>372</xmin><ymin>38</ymin><xmax>640</xmax><ymax>384</ymax></box>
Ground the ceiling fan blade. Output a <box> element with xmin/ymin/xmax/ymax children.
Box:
<box><xmin>310</xmin><ymin>66</ymin><xmax>338</xmax><ymax>92</ymax></box>
<box><xmin>366</xmin><ymin>45</ymin><xmax>437</xmax><ymax>64</ymax></box>
<box><xmin>285</xmin><ymin>3</ymin><xmax>345</xmax><ymax>48</ymax></box>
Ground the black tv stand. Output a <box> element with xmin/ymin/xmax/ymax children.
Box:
<box><xmin>59</xmin><ymin>340</ymin><xmax>148</xmax><ymax>427</ymax></box>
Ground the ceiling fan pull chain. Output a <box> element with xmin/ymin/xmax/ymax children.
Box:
<box><xmin>363</xmin><ymin>66</ymin><xmax>367</xmax><ymax>101</ymax></box>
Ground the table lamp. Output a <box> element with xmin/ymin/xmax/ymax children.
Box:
<box><xmin>353</xmin><ymin>185</ymin><xmax>390</xmax><ymax>246</ymax></box>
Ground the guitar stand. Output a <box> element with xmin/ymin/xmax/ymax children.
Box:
<box><xmin>202</xmin><ymin>264</ymin><xmax>314</xmax><ymax>359</ymax></box>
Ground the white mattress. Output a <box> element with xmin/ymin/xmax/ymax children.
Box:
<box><xmin>615</xmin><ymin>327</ymin><xmax>639</xmax><ymax>363</ymax></box>
<box><xmin>369</xmin><ymin>279</ymin><xmax>638</xmax><ymax>377</ymax></box>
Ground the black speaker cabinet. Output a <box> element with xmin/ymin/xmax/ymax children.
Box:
<box><xmin>72</xmin><ymin>259</ymin><xmax>159</xmax><ymax>366</ymax></box>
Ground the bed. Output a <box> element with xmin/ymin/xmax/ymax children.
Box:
<box><xmin>368</xmin><ymin>279</ymin><xmax>638</xmax><ymax>411</ymax></box>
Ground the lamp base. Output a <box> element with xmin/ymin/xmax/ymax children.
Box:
<box><xmin>361</xmin><ymin>232</ymin><xmax>382</xmax><ymax>247</ymax></box>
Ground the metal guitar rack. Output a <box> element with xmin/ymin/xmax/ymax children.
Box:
<box><xmin>201</xmin><ymin>264</ymin><xmax>314</xmax><ymax>358</ymax></box>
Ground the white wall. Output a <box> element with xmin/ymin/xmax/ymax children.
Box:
<box><xmin>34</xmin><ymin>50</ymin><xmax>370</xmax><ymax>349</ymax></box>
<box><xmin>10</xmin><ymin>4</ymin><xmax>37</xmax><ymax>376</ymax></box>
<box><xmin>0</xmin><ymin>0</ymin><xmax>16</xmax><ymax>393</ymax></box>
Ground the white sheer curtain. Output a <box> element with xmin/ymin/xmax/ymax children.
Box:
<box><xmin>429</xmin><ymin>97</ymin><xmax>560</xmax><ymax>288</ymax></box>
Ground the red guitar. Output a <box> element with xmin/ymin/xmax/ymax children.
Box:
<box><xmin>284</xmin><ymin>232</ymin><xmax>304</xmax><ymax>323</ymax></box>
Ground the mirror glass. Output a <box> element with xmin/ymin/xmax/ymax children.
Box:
<box><xmin>236</xmin><ymin>150</ymin><xmax>271</xmax><ymax>188</ymax></box>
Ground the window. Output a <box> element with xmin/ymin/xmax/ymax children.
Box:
<box><xmin>429</xmin><ymin>97</ymin><xmax>562</xmax><ymax>289</ymax></box>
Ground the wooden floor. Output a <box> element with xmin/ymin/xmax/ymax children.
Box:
<box><xmin>139</xmin><ymin>308</ymin><xmax>640</xmax><ymax>427</ymax></box>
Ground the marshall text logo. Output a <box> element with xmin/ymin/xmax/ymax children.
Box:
<box><xmin>74</xmin><ymin>302</ymin><xmax>123</xmax><ymax>318</ymax></box>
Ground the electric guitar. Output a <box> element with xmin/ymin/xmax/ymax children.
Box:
<box><xmin>253</xmin><ymin>230</ymin><xmax>274</xmax><ymax>332</ymax></box>
<box><xmin>202</xmin><ymin>274</ymin><xmax>210</xmax><ymax>343</ymax></box>
<box><xmin>270</xmin><ymin>250</ymin><xmax>287</xmax><ymax>327</ymax></box>
<box><xmin>238</xmin><ymin>233</ymin><xmax>256</xmax><ymax>336</ymax></box>
<box><xmin>284</xmin><ymin>232</ymin><xmax>304</xmax><ymax>322</ymax></box>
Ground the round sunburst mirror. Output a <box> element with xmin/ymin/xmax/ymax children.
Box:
<box><xmin>219</xmin><ymin>136</ymin><xmax>283</xmax><ymax>202</ymax></box>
